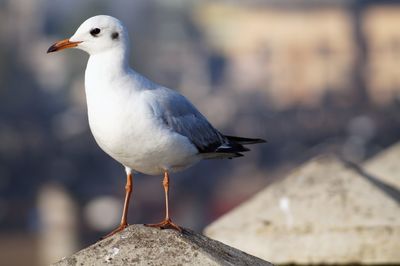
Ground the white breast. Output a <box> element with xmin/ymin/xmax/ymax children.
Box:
<box><xmin>84</xmin><ymin>56</ymin><xmax>200</xmax><ymax>175</ymax></box>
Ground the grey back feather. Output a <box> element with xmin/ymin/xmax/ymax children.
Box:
<box><xmin>145</xmin><ymin>87</ymin><xmax>227</xmax><ymax>153</ymax></box>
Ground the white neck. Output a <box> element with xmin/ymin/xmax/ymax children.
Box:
<box><xmin>86</xmin><ymin>47</ymin><xmax>130</xmax><ymax>81</ymax></box>
<box><xmin>84</xmin><ymin>45</ymin><xmax>156</xmax><ymax>98</ymax></box>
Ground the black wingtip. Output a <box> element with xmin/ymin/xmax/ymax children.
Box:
<box><xmin>216</xmin><ymin>144</ymin><xmax>250</xmax><ymax>153</ymax></box>
<box><xmin>225</xmin><ymin>135</ymin><xmax>267</xmax><ymax>145</ymax></box>
<box><xmin>251</xmin><ymin>138</ymin><xmax>267</xmax><ymax>144</ymax></box>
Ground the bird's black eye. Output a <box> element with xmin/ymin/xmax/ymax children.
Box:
<box><xmin>111</xmin><ymin>32</ymin><xmax>119</xmax><ymax>40</ymax></box>
<box><xmin>90</xmin><ymin>28</ymin><xmax>101</xmax><ymax>36</ymax></box>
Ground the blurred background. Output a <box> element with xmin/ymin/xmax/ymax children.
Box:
<box><xmin>0</xmin><ymin>0</ymin><xmax>399</xmax><ymax>265</ymax></box>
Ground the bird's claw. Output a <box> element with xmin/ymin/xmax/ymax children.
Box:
<box><xmin>101</xmin><ymin>223</ymin><xmax>129</xmax><ymax>239</ymax></box>
<box><xmin>145</xmin><ymin>218</ymin><xmax>182</xmax><ymax>232</ymax></box>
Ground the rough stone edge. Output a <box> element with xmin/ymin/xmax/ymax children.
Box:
<box><xmin>53</xmin><ymin>225</ymin><xmax>273</xmax><ymax>266</ymax></box>
<box><xmin>179</xmin><ymin>227</ymin><xmax>273</xmax><ymax>266</ymax></box>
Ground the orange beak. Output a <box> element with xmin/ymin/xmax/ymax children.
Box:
<box><xmin>47</xmin><ymin>39</ymin><xmax>82</xmax><ymax>53</ymax></box>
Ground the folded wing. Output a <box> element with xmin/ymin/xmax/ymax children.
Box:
<box><xmin>146</xmin><ymin>87</ymin><xmax>265</xmax><ymax>159</ymax></box>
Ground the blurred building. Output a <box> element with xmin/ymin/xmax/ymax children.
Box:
<box><xmin>194</xmin><ymin>1</ymin><xmax>400</xmax><ymax>109</ymax></box>
<box><xmin>364</xmin><ymin>6</ymin><xmax>400</xmax><ymax>106</ymax></box>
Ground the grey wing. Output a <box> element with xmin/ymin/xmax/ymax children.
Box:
<box><xmin>147</xmin><ymin>88</ymin><xmax>249</xmax><ymax>156</ymax></box>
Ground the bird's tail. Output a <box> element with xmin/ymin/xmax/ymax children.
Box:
<box><xmin>224</xmin><ymin>135</ymin><xmax>266</xmax><ymax>145</ymax></box>
<box><xmin>202</xmin><ymin>135</ymin><xmax>266</xmax><ymax>160</ymax></box>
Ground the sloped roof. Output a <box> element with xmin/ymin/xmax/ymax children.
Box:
<box><xmin>205</xmin><ymin>155</ymin><xmax>400</xmax><ymax>264</ymax></box>
<box><xmin>365</xmin><ymin>142</ymin><xmax>400</xmax><ymax>189</ymax></box>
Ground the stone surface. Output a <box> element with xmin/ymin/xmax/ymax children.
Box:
<box><xmin>53</xmin><ymin>225</ymin><xmax>272</xmax><ymax>266</ymax></box>
<box><xmin>205</xmin><ymin>155</ymin><xmax>400</xmax><ymax>264</ymax></box>
<box><xmin>364</xmin><ymin>142</ymin><xmax>400</xmax><ymax>189</ymax></box>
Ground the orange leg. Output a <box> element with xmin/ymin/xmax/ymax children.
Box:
<box><xmin>102</xmin><ymin>171</ymin><xmax>133</xmax><ymax>238</ymax></box>
<box><xmin>145</xmin><ymin>171</ymin><xmax>182</xmax><ymax>232</ymax></box>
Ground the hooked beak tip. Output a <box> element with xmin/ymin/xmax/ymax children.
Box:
<box><xmin>47</xmin><ymin>44</ymin><xmax>58</xmax><ymax>54</ymax></box>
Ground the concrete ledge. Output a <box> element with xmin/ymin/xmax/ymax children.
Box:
<box><xmin>205</xmin><ymin>155</ymin><xmax>400</xmax><ymax>264</ymax></box>
<box><xmin>53</xmin><ymin>225</ymin><xmax>272</xmax><ymax>266</ymax></box>
<box><xmin>365</xmin><ymin>142</ymin><xmax>400</xmax><ymax>189</ymax></box>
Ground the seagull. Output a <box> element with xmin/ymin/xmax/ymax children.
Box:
<box><xmin>47</xmin><ymin>15</ymin><xmax>265</xmax><ymax>237</ymax></box>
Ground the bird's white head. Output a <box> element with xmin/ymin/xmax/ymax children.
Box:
<box><xmin>47</xmin><ymin>15</ymin><xmax>128</xmax><ymax>56</ymax></box>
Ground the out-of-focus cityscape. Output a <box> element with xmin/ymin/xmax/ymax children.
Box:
<box><xmin>0</xmin><ymin>0</ymin><xmax>399</xmax><ymax>265</ymax></box>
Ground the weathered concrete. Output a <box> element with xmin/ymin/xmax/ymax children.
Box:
<box><xmin>53</xmin><ymin>225</ymin><xmax>272</xmax><ymax>266</ymax></box>
<box><xmin>205</xmin><ymin>155</ymin><xmax>400</xmax><ymax>264</ymax></box>
<box><xmin>364</xmin><ymin>142</ymin><xmax>400</xmax><ymax>189</ymax></box>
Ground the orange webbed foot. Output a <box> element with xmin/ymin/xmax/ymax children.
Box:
<box><xmin>101</xmin><ymin>223</ymin><xmax>129</xmax><ymax>239</ymax></box>
<box><xmin>145</xmin><ymin>219</ymin><xmax>182</xmax><ymax>232</ymax></box>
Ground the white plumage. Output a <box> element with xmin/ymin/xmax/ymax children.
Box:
<box><xmin>61</xmin><ymin>15</ymin><xmax>262</xmax><ymax>175</ymax></box>
<box><xmin>48</xmin><ymin>15</ymin><xmax>264</xmax><ymax>234</ymax></box>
